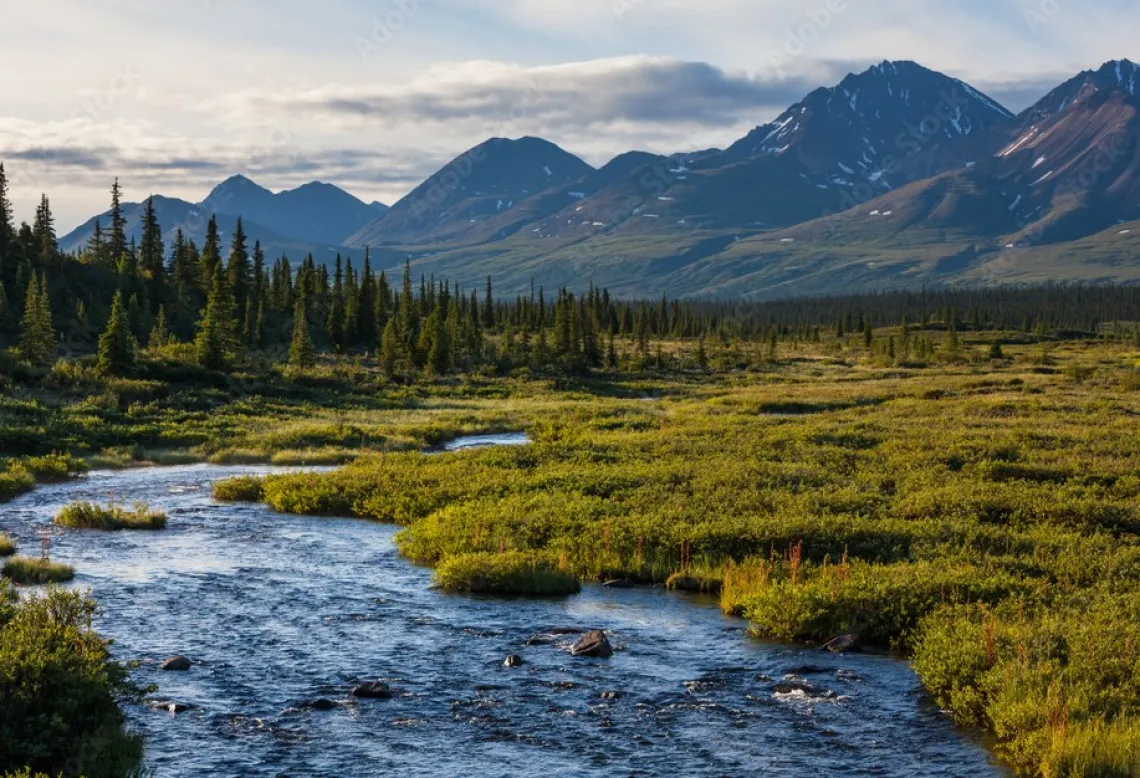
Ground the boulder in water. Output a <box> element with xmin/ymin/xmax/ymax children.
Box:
<box><xmin>352</xmin><ymin>682</ymin><xmax>393</xmax><ymax>700</ymax></box>
<box><xmin>161</xmin><ymin>656</ymin><xmax>192</xmax><ymax>672</ymax></box>
<box><xmin>603</xmin><ymin>579</ymin><xmax>635</xmax><ymax>589</ymax></box>
<box><xmin>571</xmin><ymin>630</ymin><xmax>613</xmax><ymax>658</ymax></box>
<box><xmin>601</xmin><ymin>690</ymin><xmax>622</xmax><ymax>700</ymax></box>
<box><xmin>503</xmin><ymin>655</ymin><xmax>526</xmax><ymax>668</ymax></box>
<box><xmin>821</xmin><ymin>634</ymin><xmax>861</xmax><ymax>654</ymax></box>
<box><xmin>304</xmin><ymin>698</ymin><xmax>339</xmax><ymax>711</ymax></box>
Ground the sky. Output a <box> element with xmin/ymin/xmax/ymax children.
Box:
<box><xmin>1</xmin><ymin>0</ymin><xmax>1136</xmax><ymax>232</ymax></box>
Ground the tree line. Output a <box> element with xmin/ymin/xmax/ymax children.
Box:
<box><xmin>2</xmin><ymin>169</ymin><xmax>1140</xmax><ymax>379</ymax></box>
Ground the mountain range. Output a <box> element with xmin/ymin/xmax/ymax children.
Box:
<box><xmin>60</xmin><ymin>58</ymin><xmax>1140</xmax><ymax>299</ymax></box>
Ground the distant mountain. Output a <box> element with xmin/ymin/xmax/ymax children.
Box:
<box><xmin>58</xmin><ymin>195</ymin><xmax>351</xmax><ymax>265</ymax></box>
<box><xmin>55</xmin><ymin>58</ymin><xmax>1140</xmax><ymax>299</ymax></box>
<box><xmin>345</xmin><ymin>136</ymin><xmax>595</xmax><ymax>246</ymax></box>
<box><xmin>201</xmin><ymin>176</ymin><xmax>385</xmax><ymax>245</ymax></box>
<box><xmin>60</xmin><ymin>176</ymin><xmax>389</xmax><ymax>264</ymax></box>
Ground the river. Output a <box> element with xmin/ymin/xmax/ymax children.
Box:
<box><xmin>2</xmin><ymin>436</ymin><xmax>1004</xmax><ymax>777</ymax></box>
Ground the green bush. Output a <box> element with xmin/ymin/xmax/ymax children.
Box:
<box><xmin>0</xmin><ymin>466</ymin><xmax>35</xmax><ymax>504</ymax></box>
<box><xmin>212</xmin><ymin>476</ymin><xmax>265</xmax><ymax>503</ymax></box>
<box><xmin>1</xmin><ymin>557</ymin><xmax>76</xmax><ymax>585</ymax></box>
<box><xmin>54</xmin><ymin>501</ymin><xmax>167</xmax><ymax>531</ymax></box>
<box><xmin>0</xmin><ymin>535</ymin><xmax>14</xmax><ymax>558</ymax></box>
<box><xmin>734</xmin><ymin>561</ymin><xmax>1022</xmax><ymax>648</ymax></box>
<box><xmin>20</xmin><ymin>453</ymin><xmax>88</xmax><ymax>484</ymax></box>
<box><xmin>0</xmin><ymin>583</ymin><xmax>142</xmax><ymax>777</ymax></box>
<box><xmin>434</xmin><ymin>551</ymin><xmax>581</xmax><ymax>596</ymax></box>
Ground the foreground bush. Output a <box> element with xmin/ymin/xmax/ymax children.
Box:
<box><xmin>212</xmin><ymin>475</ymin><xmax>265</xmax><ymax>503</ymax></box>
<box><xmin>0</xmin><ymin>535</ymin><xmax>14</xmax><ymax>558</ymax></box>
<box><xmin>914</xmin><ymin>597</ymin><xmax>1140</xmax><ymax>776</ymax></box>
<box><xmin>55</xmin><ymin>501</ymin><xmax>167</xmax><ymax>531</ymax></box>
<box><xmin>435</xmin><ymin>551</ymin><xmax>581</xmax><ymax>596</ymax></box>
<box><xmin>2</xmin><ymin>557</ymin><xmax>76</xmax><ymax>585</ymax></box>
<box><xmin>0</xmin><ymin>583</ymin><xmax>142</xmax><ymax>777</ymax></box>
<box><xmin>726</xmin><ymin>559</ymin><xmax>1024</xmax><ymax>648</ymax></box>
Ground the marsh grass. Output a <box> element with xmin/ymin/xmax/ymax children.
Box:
<box><xmin>6</xmin><ymin>333</ymin><xmax>1140</xmax><ymax>773</ymax></box>
<box><xmin>0</xmin><ymin>534</ymin><xmax>15</xmax><ymax>557</ymax></box>
<box><xmin>55</xmin><ymin>500</ymin><xmax>167</xmax><ymax>531</ymax></box>
<box><xmin>2</xmin><ymin>556</ymin><xmax>75</xmax><ymax>584</ymax></box>
<box><xmin>435</xmin><ymin>551</ymin><xmax>581</xmax><ymax>596</ymax></box>
<box><xmin>212</xmin><ymin>476</ymin><xmax>265</xmax><ymax>503</ymax></box>
<box><xmin>253</xmin><ymin>339</ymin><xmax>1140</xmax><ymax>774</ymax></box>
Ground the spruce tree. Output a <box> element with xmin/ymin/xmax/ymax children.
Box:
<box><xmin>195</xmin><ymin>262</ymin><xmax>237</xmax><ymax>370</ymax></box>
<box><xmin>149</xmin><ymin>305</ymin><xmax>169</xmax><ymax>349</ymax></box>
<box><xmin>97</xmin><ymin>291</ymin><xmax>137</xmax><ymax>374</ymax></box>
<box><xmin>108</xmin><ymin>179</ymin><xmax>127</xmax><ymax>265</ymax></box>
<box><xmin>200</xmin><ymin>216</ymin><xmax>222</xmax><ymax>287</ymax></box>
<box><xmin>139</xmin><ymin>196</ymin><xmax>165</xmax><ymax>287</ymax></box>
<box><xmin>227</xmin><ymin>218</ymin><xmax>251</xmax><ymax>318</ymax></box>
<box><xmin>19</xmin><ymin>274</ymin><xmax>53</xmax><ymax>365</ymax></box>
<box><xmin>289</xmin><ymin>295</ymin><xmax>315</xmax><ymax>369</ymax></box>
<box><xmin>379</xmin><ymin>318</ymin><xmax>401</xmax><ymax>378</ymax></box>
<box><xmin>0</xmin><ymin>163</ymin><xmax>13</xmax><ymax>259</ymax></box>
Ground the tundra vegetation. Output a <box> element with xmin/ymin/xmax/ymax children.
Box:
<box><xmin>3</xmin><ymin>178</ymin><xmax>1140</xmax><ymax>776</ymax></box>
<box><xmin>54</xmin><ymin>500</ymin><xmax>167</xmax><ymax>531</ymax></box>
<box><xmin>0</xmin><ymin>582</ymin><xmax>142</xmax><ymax>778</ymax></box>
<box><xmin>215</xmin><ymin>334</ymin><xmax>1140</xmax><ymax>778</ymax></box>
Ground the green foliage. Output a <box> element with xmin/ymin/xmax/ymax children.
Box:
<box><xmin>0</xmin><ymin>535</ymin><xmax>14</xmax><ymax>558</ymax></box>
<box><xmin>1</xmin><ymin>557</ymin><xmax>75</xmax><ymax>585</ymax></box>
<box><xmin>434</xmin><ymin>551</ymin><xmax>581</xmax><ymax>595</ymax></box>
<box><xmin>0</xmin><ymin>583</ymin><xmax>142</xmax><ymax>777</ymax></box>
<box><xmin>18</xmin><ymin>274</ymin><xmax>53</xmax><ymax>367</ymax></box>
<box><xmin>288</xmin><ymin>296</ymin><xmax>315</xmax><ymax>370</ymax></box>
<box><xmin>96</xmin><ymin>291</ymin><xmax>139</xmax><ymax>375</ymax></box>
<box><xmin>54</xmin><ymin>500</ymin><xmax>167</xmax><ymax>531</ymax></box>
<box><xmin>212</xmin><ymin>475</ymin><xmax>265</xmax><ymax>503</ymax></box>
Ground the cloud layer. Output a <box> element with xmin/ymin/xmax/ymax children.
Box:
<box><xmin>0</xmin><ymin>0</ymin><xmax>1134</xmax><ymax>230</ymax></box>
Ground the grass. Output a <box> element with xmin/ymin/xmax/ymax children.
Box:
<box><xmin>212</xmin><ymin>475</ymin><xmax>265</xmax><ymax>503</ymax></box>
<box><xmin>54</xmin><ymin>500</ymin><xmax>167</xmax><ymax>531</ymax></box>
<box><xmin>0</xmin><ymin>535</ymin><xmax>14</xmax><ymax>558</ymax></box>
<box><xmin>7</xmin><ymin>328</ymin><xmax>1140</xmax><ymax>774</ymax></box>
<box><xmin>2</xmin><ymin>556</ymin><xmax>76</xmax><ymax>584</ymax></box>
<box><xmin>434</xmin><ymin>551</ymin><xmax>582</xmax><ymax>596</ymax></box>
<box><xmin>244</xmin><ymin>336</ymin><xmax>1140</xmax><ymax>775</ymax></box>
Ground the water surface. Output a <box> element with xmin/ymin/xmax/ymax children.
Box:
<box><xmin>2</xmin><ymin>453</ymin><xmax>1004</xmax><ymax>777</ymax></box>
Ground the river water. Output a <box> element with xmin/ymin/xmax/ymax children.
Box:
<box><xmin>2</xmin><ymin>439</ymin><xmax>1004</xmax><ymax>778</ymax></box>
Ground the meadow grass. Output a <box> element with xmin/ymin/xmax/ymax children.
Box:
<box><xmin>54</xmin><ymin>501</ymin><xmax>167</xmax><ymax>531</ymax></box>
<box><xmin>434</xmin><ymin>551</ymin><xmax>582</xmax><ymax>596</ymax></box>
<box><xmin>2</xmin><ymin>557</ymin><xmax>76</xmax><ymax>584</ymax></box>
<box><xmin>250</xmin><ymin>336</ymin><xmax>1140</xmax><ymax>775</ymax></box>
<box><xmin>212</xmin><ymin>475</ymin><xmax>265</xmax><ymax>503</ymax></box>
<box><xmin>5</xmin><ymin>329</ymin><xmax>1140</xmax><ymax>774</ymax></box>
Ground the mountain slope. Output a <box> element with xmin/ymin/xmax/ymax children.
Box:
<box><xmin>346</xmin><ymin>137</ymin><xmax>594</xmax><ymax>246</ymax></box>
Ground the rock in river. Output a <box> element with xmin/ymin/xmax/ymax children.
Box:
<box><xmin>352</xmin><ymin>682</ymin><xmax>394</xmax><ymax>699</ymax></box>
<box><xmin>161</xmin><ymin>656</ymin><xmax>193</xmax><ymax>672</ymax></box>
<box><xmin>571</xmin><ymin>630</ymin><xmax>614</xmax><ymax>658</ymax></box>
<box><xmin>821</xmin><ymin>634</ymin><xmax>861</xmax><ymax>654</ymax></box>
<box><xmin>603</xmin><ymin>579</ymin><xmax>635</xmax><ymax>589</ymax></box>
<box><xmin>503</xmin><ymin>654</ymin><xmax>526</xmax><ymax>668</ymax></box>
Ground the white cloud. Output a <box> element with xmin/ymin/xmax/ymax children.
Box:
<box><xmin>0</xmin><ymin>0</ymin><xmax>1136</xmax><ymax>230</ymax></box>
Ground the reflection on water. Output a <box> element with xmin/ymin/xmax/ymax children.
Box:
<box><xmin>1</xmin><ymin>462</ymin><xmax>1004</xmax><ymax>777</ymax></box>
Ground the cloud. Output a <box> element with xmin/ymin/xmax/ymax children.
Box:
<box><xmin>278</xmin><ymin>56</ymin><xmax>821</xmax><ymax>130</ymax></box>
